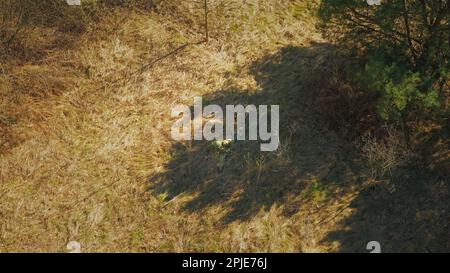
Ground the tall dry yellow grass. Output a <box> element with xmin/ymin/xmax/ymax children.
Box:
<box><xmin>3</xmin><ymin>0</ymin><xmax>445</xmax><ymax>253</ymax></box>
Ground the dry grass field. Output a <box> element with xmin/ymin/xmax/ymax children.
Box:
<box><xmin>0</xmin><ymin>0</ymin><xmax>448</xmax><ymax>252</ymax></box>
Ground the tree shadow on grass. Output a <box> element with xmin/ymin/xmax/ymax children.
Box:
<box><xmin>323</xmin><ymin>167</ymin><xmax>449</xmax><ymax>252</ymax></box>
<box><xmin>148</xmin><ymin>43</ymin><xmax>363</xmax><ymax>223</ymax></box>
<box><xmin>323</xmin><ymin>125</ymin><xmax>450</xmax><ymax>252</ymax></box>
<box><xmin>147</xmin><ymin>43</ymin><xmax>449</xmax><ymax>252</ymax></box>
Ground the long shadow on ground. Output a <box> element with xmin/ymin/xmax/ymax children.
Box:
<box><xmin>324</xmin><ymin>126</ymin><xmax>450</xmax><ymax>252</ymax></box>
<box><xmin>149</xmin><ymin>43</ymin><xmax>362</xmax><ymax>222</ymax></box>
<box><xmin>147</xmin><ymin>44</ymin><xmax>449</xmax><ymax>252</ymax></box>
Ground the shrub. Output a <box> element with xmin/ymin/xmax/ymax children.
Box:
<box><xmin>318</xmin><ymin>0</ymin><xmax>449</xmax><ymax>127</ymax></box>
<box><xmin>357</xmin><ymin>128</ymin><xmax>413</xmax><ymax>179</ymax></box>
